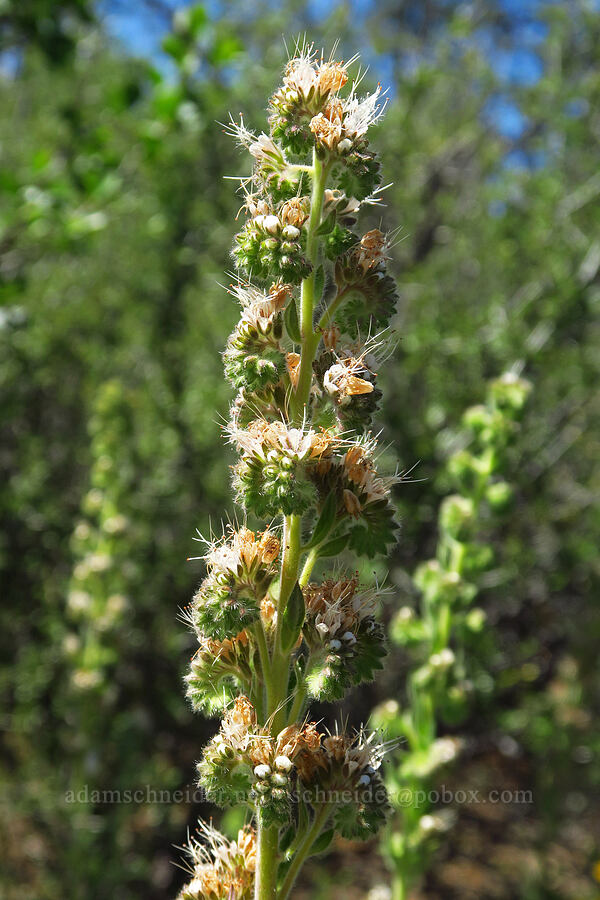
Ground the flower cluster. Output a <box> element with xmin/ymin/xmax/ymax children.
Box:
<box><xmin>334</xmin><ymin>229</ymin><xmax>399</xmax><ymax>337</ymax></box>
<box><xmin>268</xmin><ymin>51</ymin><xmax>351</xmax><ymax>155</ymax></box>
<box><xmin>268</xmin><ymin>47</ymin><xmax>384</xmax><ymax>202</ymax></box>
<box><xmin>316</xmin><ymin>440</ymin><xmax>400</xmax><ymax>558</ymax></box>
<box><xmin>189</xmin><ymin>527</ymin><xmax>280</xmax><ymax>642</ymax></box>
<box><xmin>176</xmin><ymin>45</ymin><xmax>399</xmax><ymax>900</ymax></box>
<box><xmin>303</xmin><ymin>576</ymin><xmax>387</xmax><ymax>700</ymax></box>
<box><xmin>233</xmin><ymin>197</ymin><xmax>311</xmax><ymax>282</ymax></box>
<box><xmin>229</xmin><ymin>420</ymin><xmax>328</xmax><ymax>517</ymax></box>
<box><xmin>185</xmin><ymin>631</ymin><xmax>251</xmax><ymax>717</ymax></box>
<box><xmin>223</xmin><ymin>281</ymin><xmax>291</xmax><ymax>392</ymax></box>
<box><xmin>197</xmin><ymin>695</ymin><xmax>390</xmax><ymax>835</ymax></box>
<box><xmin>229</xmin><ymin>422</ymin><xmax>399</xmax><ymax>556</ymax></box>
<box><xmin>294</xmin><ymin>727</ymin><xmax>391</xmax><ymax>839</ymax></box>
<box><xmin>178</xmin><ymin>822</ymin><xmax>256</xmax><ymax>900</ymax></box>
<box><xmin>313</xmin><ymin>331</ymin><xmax>383</xmax><ymax>431</ymax></box>
<box><xmin>65</xmin><ymin>379</ymin><xmax>135</xmax><ymax>693</ymax></box>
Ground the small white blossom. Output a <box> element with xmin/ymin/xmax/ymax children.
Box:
<box><xmin>342</xmin><ymin>84</ymin><xmax>388</xmax><ymax>139</ymax></box>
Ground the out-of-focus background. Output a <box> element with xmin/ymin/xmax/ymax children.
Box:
<box><xmin>1</xmin><ymin>1</ymin><xmax>599</xmax><ymax>898</ymax></box>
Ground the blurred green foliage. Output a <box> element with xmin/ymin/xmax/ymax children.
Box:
<box><xmin>1</xmin><ymin>2</ymin><xmax>598</xmax><ymax>899</ymax></box>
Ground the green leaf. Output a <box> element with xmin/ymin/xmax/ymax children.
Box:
<box><xmin>279</xmin><ymin>825</ymin><xmax>295</xmax><ymax>854</ymax></box>
<box><xmin>299</xmin><ymin>797</ymin><xmax>310</xmax><ymax>829</ymax></box>
<box><xmin>162</xmin><ymin>34</ymin><xmax>186</xmax><ymax>63</ymax></box>
<box><xmin>348</xmin><ymin>499</ymin><xmax>399</xmax><ymax>558</ymax></box>
<box><xmin>209</xmin><ymin>35</ymin><xmax>243</xmax><ymax>65</ymax></box>
<box><xmin>277</xmin><ymin>858</ymin><xmax>292</xmax><ymax>880</ymax></box>
<box><xmin>317</xmin><ymin>532</ymin><xmax>349</xmax><ymax>559</ymax></box>
<box><xmin>315</xmin><ymin>211</ymin><xmax>336</xmax><ymax>236</ymax></box>
<box><xmin>284</xmin><ymin>298</ymin><xmax>301</xmax><ymax>343</ymax></box>
<box><xmin>188</xmin><ymin>5</ymin><xmax>208</xmax><ymax>35</ymax></box>
<box><xmin>152</xmin><ymin>84</ymin><xmax>184</xmax><ymax>120</ymax></box>
<box><xmin>280</xmin><ymin>582</ymin><xmax>305</xmax><ymax>652</ymax></box>
<box><xmin>303</xmin><ymin>491</ymin><xmax>338</xmax><ymax>550</ymax></box>
<box><xmin>310</xmin><ymin>827</ymin><xmax>334</xmax><ymax>856</ymax></box>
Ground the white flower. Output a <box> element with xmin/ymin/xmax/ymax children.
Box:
<box><xmin>288</xmin><ymin>61</ymin><xmax>315</xmax><ymax>95</ymax></box>
<box><xmin>368</xmin><ymin>886</ymin><xmax>392</xmax><ymax>900</ymax></box>
<box><xmin>430</xmin><ymin>648</ymin><xmax>455</xmax><ymax>669</ymax></box>
<box><xmin>68</xmin><ymin>590</ymin><xmax>92</xmax><ymax>612</ymax></box>
<box><xmin>229</xmin><ymin>281</ymin><xmax>291</xmax><ymax>318</ymax></box>
<box><xmin>248</xmin><ymin>133</ymin><xmax>284</xmax><ymax>164</ymax></box>
<box><xmin>323</xmin><ymin>360</ymin><xmax>374</xmax><ymax>399</ymax></box>
<box><xmin>419</xmin><ymin>811</ymin><xmax>454</xmax><ymax>835</ymax></box>
<box><xmin>88</xmin><ymin>552</ymin><xmax>111</xmax><ymax>572</ymax></box>
<box><xmin>103</xmin><ymin>514</ymin><xmax>127</xmax><ymax>534</ymax></box>
<box><xmin>281</xmin><ymin>426</ymin><xmax>313</xmax><ymax>459</ymax></box>
<box><xmin>342</xmin><ymin>84</ymin><xmax>388</xmax><ymax>139</ymax></box>
<box><xmin>432</xmin><ymin>737</ymin><xmax>461</xmax><ymax>765</ymax></box>
<box><xmin>198</xmin><ymin>526</ymin><xmax>279</xmax><ymax>577</ymax></box>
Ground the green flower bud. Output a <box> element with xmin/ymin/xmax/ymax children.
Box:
<box><xmin>233</xmin><ymin>217</ymin><xmax>311</xmax><ymax>283</ymax></box>
<box><xmin>488</xmin><ymin>373</ymin><xmax>532</xmax><ymax>414</ymax></box>
<box><xmin>458</xmin><ymin>542</ymin><xmax>494</xmax><ymax>577</ymax></box>
<box><xmin>486</xmin><ymin>480</ymin><xmax>514</xmax><ymax>510</ymax></box>
<box><xmin>439</xmin><ymin>494</ymin><xmax>475</xmax><ymax>540</ymax></box>
<box><xmin>370</xmin><ymin>699</ymin><xmax>401</xmax><ymax>733</ymax></box>
<box><xmin>414</xmin><ymin>560</ymin><xmax>468</xmax><ymax>607</ymax></box>
<box><xmin>462</xmin><ymin>404</ymin><xmax>492</xmax><ymax>433</ymax></box>
<box><xmin>447</xmin><ymin>449</ymin><xmax>492</xmax><ymax>494</ymax></box>
<box><xmin>233</xmin><ymin>454</ymin><xmax>316</xmax><ymax>518</ymax></box>
<box><xmin>441</xmin><ymin>684</ymin><xmax>471</xmax><ymax>725</ymax></box>
<box><xmin>464</xmin><ymin>607</ymin><xmax>486</xmax><ymax>632</ymax></box>
<box><xmin>192</xmin><ymin>576</ymin><xmax>259</xmax><ymax>642</ymax></box>
<box><xmin>197</xmin><ymin>736</ymin><xmax>253</xmax><ymax>808</ymax></box>
<box><xmin>389</xmin><ymin>607</ymin><xmax>428</xmax><ymax>646</ymax></box>
<box><xmin>185</xmin><ymin>634</ymin><xmax>249</xmax><ymax>717</ymax></box>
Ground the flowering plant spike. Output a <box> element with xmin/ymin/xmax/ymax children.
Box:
<box><xmin>372</xmin><ymin>372</ymin><xmax>531</xmax><ymax>899</ymax></box>
<box><xmin>177</xmin><ymin>44</ymin><xmax>399</xmax><ymax>900</ymax></box>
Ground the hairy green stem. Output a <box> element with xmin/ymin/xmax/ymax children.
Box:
<box><xmin>290</xmin><ymin>150</ymin><xmax>327</xmax><ymax>424</ymax></box>
<box><xmin>255</xmin><ymin>811</ymin><xmax>279</xmax><ymax>900</ymax></box>
<box><xmin>278</xmin><ymin>803</ymin><xmax>332</xmax><ymax>900</ymax></box>
<box><xmin>277</xmin><ymin>514</ymin><xmax>303</xmax><ymax>627</ymax></box>
<box><xmin>391</xmin><ymin>873</ymin><xmax>408</xmax><ymax>900</ymax></box>
<box><xmin>287</xmin><ymin>666</ymin><xmax>310</xmax><ymax>725</ymax></box>
<box><xmin>270</xmin><ymin>150</ymin><xmax>328</xmax><ymax>728</ymax></box>
<box><xmin>255</xmin><ymin>151</ymin><xmax>330</xmax><ymax>899</ymax></box>
<box><xmin>253</xmin><ymin>621</ymin><xmax>275</xmax><ymax>719</ymax></box>
<box><xmin>299</xmin><ymin>546</ymin><xmax>320</xmax><ymax>587</ymax></box>
<box><xmin>316</xmin><ymin>283</ymin><xmax>352</xmax><ymax>332</ymax></box>
<box><xmin>270</xmin><ymin>514</ymin><xmax>302</xmax><ymax>733</ymax></box>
